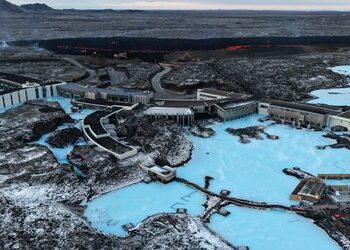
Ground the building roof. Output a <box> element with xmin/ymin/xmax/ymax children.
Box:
<box><xmin>85</xmin><ymin>127</ymin><xmax>132</xmax><ymax>154</ymax></box>
<box><xmin>58</xmin><ymin>83</ymin><xmax>153</xmax><ymax>97</ymax></box>
<box><xmin>84</xmin><ymin>110</ymin><xmax>110</xmax><ymax>136</ymax></box>
<box><xmin>155</xmin><ymin>99</ymin><xmax>217</xmax><ymax>107</ymax></box>
<box><xmin>261</xmin><ymin>99</ymin><xmax>341</xmax><ymax>116</ymax></box>
<box><xmin>215</xmin><ymin>100</ymin><xmax>257</xmax><ymax>110</ymax></box>
<box><xmin>198</xmin><ymin>88</ymin><xmax>234</xmax><ymax>97</ymax></box>
<box><xmin>291</xmin><ymin>177</ymin><xmax>325</xmax><ymax>199</ymax></box>
<box><xmin>144</xmin><ymin>107</ymin><xmax>193</xmax><ymax>116</ymax></box>
<box><xmin>339</xmin><ymin>111</ymin><xmax>350</xmax><ymax>119</ymax></box>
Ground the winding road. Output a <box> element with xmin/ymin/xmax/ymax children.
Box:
<box><xmin>151</xmin><ymin>64</ymin><xmax>196</xmax><ymax>99</ymax></box>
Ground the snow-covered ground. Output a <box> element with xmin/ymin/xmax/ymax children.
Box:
<box><xmin>85</xmin><ymin>114</ymin><xmax>347</xmax><ymax>249</ymax></box>
<box><xmin>308</xmin><ymin>65</ymin><xmax>350</xmax><ymax>106</ymax></box>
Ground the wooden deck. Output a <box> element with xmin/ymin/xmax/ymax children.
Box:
<box><xmin>318</xmin><ymin>174</ymin><xmax>350</xmax><ymax>179</ymax></box>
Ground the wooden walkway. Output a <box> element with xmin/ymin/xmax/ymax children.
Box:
<box><xmin>175</xmin><ymin>177</ymin><xmax>307</xmax><ymax>214</ymax></box>
<box><xmin>318</xmin><ymin>174</ymin><xmax>350</xmax><ymax>180</ymax></box>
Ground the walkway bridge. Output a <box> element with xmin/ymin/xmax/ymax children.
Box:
<box><xmin>176</xmin><ymin>177</ymin><xmax>308</xmax><ymax>214</ymax></box>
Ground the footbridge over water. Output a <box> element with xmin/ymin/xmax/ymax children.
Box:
<box><xmin>176</xmin><ymin>177</ymin><xmax>308</xmax><ymax>214</ymax></box>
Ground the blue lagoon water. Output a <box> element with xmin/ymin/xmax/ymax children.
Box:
<box><xmin>85</xmin><ymin>182</ymin><xmax>205</xmax><ymax>236</ymax></box>
<box><xmin>85</xmin><ymin>115</ymin><xmax>347</xmax><ymax>249</ymax></box>
<box><xmin>209</xmin><ymin>206</ymin><xmax>340</xmax><ymax>250</ymax></box>
<box><xmin>308</xmin><ymin>65</ymin><xmax>350</xmax><ymax>106</ymax></box>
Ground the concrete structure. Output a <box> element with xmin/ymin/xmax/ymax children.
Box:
<box><xmin>290</xmin><ymin>177</ymin><xmax>326</xmax><ymax>203</ymax></box>
<box><xmin>0</xmin><ymin>83</ymin><xmax>65</xmax><ymax>110</ymax></box>
<box><xmin>215</xmin><ymin>100</ymin><xmax>258</xmax><ymax>122</ymax></box>
<box><xmin>139</xmin><ymin>165</ymin><xmax>176</xmax><ymax>183</ymax></box>
<box><xmin>144</xmin><ymin>107</ymin><xmax>194</xmax><ymax>126</ymax></box>
<box><xmin>328</xmin><ymin>110</ymin><xmax>350</xmax><ymax>131</ymax></box>
<box><xmin>83</xmin><ymin>108</ymin><xmax>138</xmax><ymax>160</ymax></box>
<box><xmin>57</xmin><ymin>83</ymin><xmax>153</xmax><ymax>105</ymax></box>
<box><xmin>197</xmin><ymin>88</ymin><xmax>243</xmax><ymax>101</ymax></box>
<box><xmin>258</xmin><ymin>99</ymin><xmax>342</xmax><ymax>129</ymax></box>
<box><xmin>0</xmin><ymin>72</ymin><xmax>40</xmax><ymax>93</ymax></box>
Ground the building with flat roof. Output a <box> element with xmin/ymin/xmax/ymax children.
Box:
<box><xmin>82</xmin><ymin>108</ymin><xmax>138</xmax><ymax>160</ymax></box>
<box><xmin>290</xmin><ymin>177</ymin><xmax>326</xmax><ymax>203</ymax></box>
<box><xmin>258</xmin><ymin>99</ymin><xmax>342</xmax><ymax>129</ymax></box>
<box><xmin>197</xmin><ymin>88</ymin><xmax>248</xmax><ymax>101</ymax></box>
<box><xmin>144</xmin><ymin>107</ymin><xmax>194</xmax><ymax>126</ymax></box>
<box><xmin>139</xmin><ymin>165</ymin><xmax>176</xmax><ymax>183</ymax></box>
<box><xmin>328</xmin><ymin>110</ymin><xmax>350</xmax><ymax>131</ymax></box>
<box><xmin>57</xmin><ymin>83</ymin><xmax>153</xmax><ymax>105</ymax></box>
<box><xmin>215</xmin><ymin>100</ymin><xmax>258</xmax><ymax>122</ymax></box>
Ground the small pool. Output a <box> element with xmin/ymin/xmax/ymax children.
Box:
<box><xmin>85</xmin><ymin>182</ymin><xmax>205</xmax><ymax>236</ymax></box>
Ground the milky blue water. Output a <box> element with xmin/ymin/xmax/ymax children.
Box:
<box><xmin>85</xmin><ymin>182</ymin><xmax>205</xmax><ymax>235</ymax></box>
<box><xmin>209</xmin><ymin>206</ymin><xmax>339</xmax><ymax>250</ymax></box>
<box><xmin>85</xmin><ymin>114</ymin><xmax>347</xmax><ymax>249</ymax></box>
<box><xmin>0</xmin><ymin>96</ymin><xmax>95</xmax><ymax>164</ymax></box>
<box><xmin>308</xmin><ymin>65</ymin><xmax>350</xmax><ymax>106</ymax></box>
<box><xmin>329</xmin><ymin>65</ymin><xmax>350</xmax><ymax>76</ymax></box>
<box><xmin>33</xmin><ymin>123</ymin><xmax>87</xmax><ymax>164</ymax></box>
<box><xmin>32</xmin><ymin>97</ymin><xmax>95</xmax><ymax>164</ymax></box>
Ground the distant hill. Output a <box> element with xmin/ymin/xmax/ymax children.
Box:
<box><xmin>21</xmin><ymin>3</ymin><xmax>54</xmax><ymax>12</ymax></box>
<box><xmin>0</xmin><ymin>0</ymin><xmax>27</xmax><ymax>13</ymax></box>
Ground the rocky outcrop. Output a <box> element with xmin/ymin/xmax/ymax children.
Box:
<box><xmin>0</xmin><ymin>100</ymin><xmax>73</xmax><ymax>147</ymax></box>
<box><xmin>122</xmin><ymin>214</ymin><xmax>234</xmax><ymax>250</ymax></box>
<box><xmin>67</xmin><ymin>145</ymin><xmax>143</xmax><ymax>197</ymax></box>
<box><xmin>190</xmin><ymin>124</ymin><xmax>215</xmax><ymax>138</ymax></box>
<box><xmin>0</xmin><ymin>101</ymin><xmax>235</xmax><ymax>249</ymax></box>
<box><xmin>118</xmin><ymin>116</ymin><xmax>193</xmax><ymax>167</ymax></box>
<box><xmin>47</xmin><ymin>127</ymin><xmax>82</xmax><ymax>148</ymax></box>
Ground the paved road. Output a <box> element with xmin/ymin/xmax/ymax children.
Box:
<box><xmin>151</xmin><ymin>66</ymin><xmax>172</xmax><ymax>93</ymax></box>
<box><xmin>151</xmin><ymin>65</ymin><xmax>196</xmax><ymax>99</ymax></box>
<box><xmin>62</xmin><ymin>57</ymin><xmax>96</xmax><ymax>83</ymax></box>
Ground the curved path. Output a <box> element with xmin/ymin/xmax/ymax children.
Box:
<box><xmin>62</xmin><ymin>57</ymin><xmax>96</xmax><ymax>83</ymax></box>
<box><xmin>151</xmin><ymin>65</ymin><xmax>172</xmax><ymax>93</ymax></box>
<box><xmin>151</xmin><ymin>65</ymin><xmax>196</xmax><ymax>99</ymax></box>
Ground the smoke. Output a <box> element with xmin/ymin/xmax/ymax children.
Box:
<box><xmin>0</xmin><ymin>41</ymin><xmax>9</xmax><ymax>49</ymax></box>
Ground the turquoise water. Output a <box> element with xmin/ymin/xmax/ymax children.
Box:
<box><xmin>85</xmin><ymin>182</ymin><xmax>205</xmax><ymax>235</ymax></box>
<box><xmin>178</xmin><ymin>116</ymin><xmax>349</xmax><ymax>205</ymax></box>
<box><xmin>32</xmin><ymin>97</ymin><xmax>95</xmax><ymax>164</ymax></box>
<box><xmin>85</xmin><ymin>115</ymin><xmax>347</xmax><ymax>249</ymax></box>
<box><xmin>329</xmin><ymin>65</ymin><xmax>350</xmax><ymax>76</ymax></box>
<box><xmin>33</xmin><ymin>123</ymin><xmax>87</xmax><ymax>164</ymax></box>
<box><xmin>308</xmin><ymin>65</ymin><xmax>350</xmax><ymax>106</ymax></box>
<box><xmin>0</xmin><ymin>96</ymin><xmax>95</xmax><ymax>164</ymax></box>
<box><xmin>209</xmin><ymin>206</ymin><xmax>340</xmax><ymax>250</ymax></box>
<box><xmin>308</xmin><ymin>87</ymin><xmax>350</xmax><ymax>106</ymax></box>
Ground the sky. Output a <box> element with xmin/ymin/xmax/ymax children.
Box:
<box><xmin>10</xmin><ymin>0</ymin><xmax>350</xmax><ymax>11</ymax></box>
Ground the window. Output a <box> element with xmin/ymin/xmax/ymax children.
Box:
<box><xmin>42</xmin><ymin>88</ymin><xmax>47</xmax><ymax>98</ymax></box>
<box><xmin>35</xmin><ymin>88</ymin><xmax>39</xmax><ymax>99</ymax></box>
